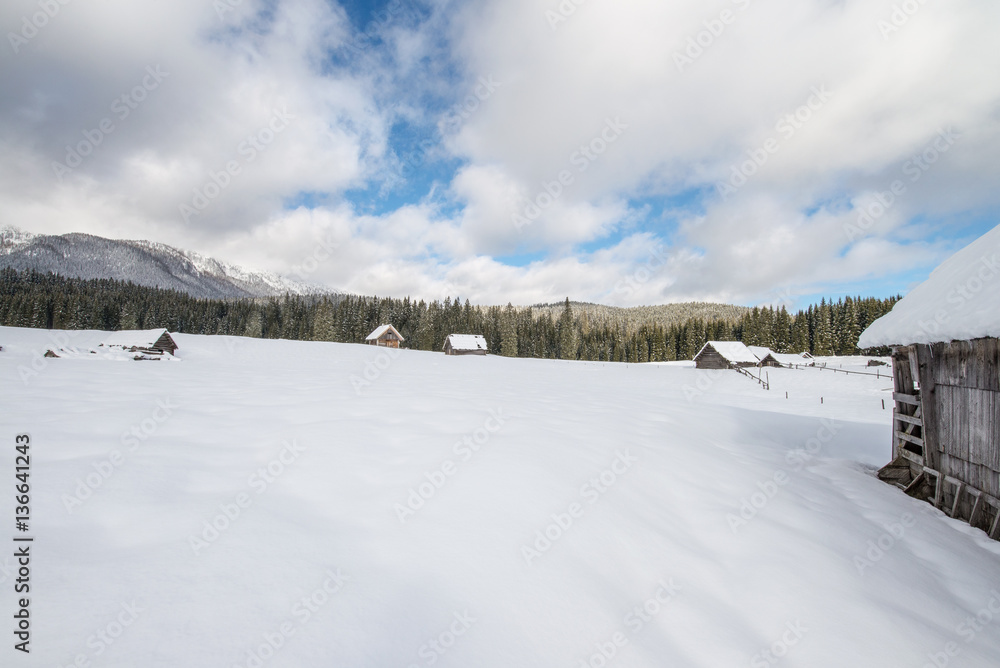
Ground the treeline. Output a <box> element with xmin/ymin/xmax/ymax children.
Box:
<box><xmin>0</xmin><ymin>269</ymin><xmax>898</xmax><ymax>361</ymax></box>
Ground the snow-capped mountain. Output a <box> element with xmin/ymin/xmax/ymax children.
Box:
<box><xmin>0</xmin><ymin>226</ymin><xmax>331</xmax><ymax>299</ymax></box>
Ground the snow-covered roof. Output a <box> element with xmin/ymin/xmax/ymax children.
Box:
<box><xmin>696</xmin><ymin>341</ymin><xmax>759</xmax><ymax>364</ymax></box>
<box><xmin>859</xmin><ymin>223</ymin><xmax>1000</xmax><ymax>347</ymax></box>
<box><xmin>444</xmin><ymin>334</ymin><xmax>488</xmax><ymax>351</ymax></box>
<box><xmin>100</xmin><ymin>328</ymin><xmax>173</xmax><ymax>349</ymax></box>
<box><xmin>768</xmin><ymin>352</ymin><xmax>810</xmax><ymax>366</ymax></box>
<box><xmin>366</xmin><ymin>324</ymin><xmax>404</xmax><ymax>341</ymax></box>
<box><xmin>747</xmin><ymin>346</ymin><xmax>772</xmax><ymax>360</ymax></box>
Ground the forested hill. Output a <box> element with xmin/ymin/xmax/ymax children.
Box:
<box><xmin>0</xmin><ymin>269</ymin><xmax>898</xmax><ymax>361</ymax></box>
<box><xmin>528</xmin><ymin>301</ymin><xmax>751</xmax><ymax>332</ymax></box>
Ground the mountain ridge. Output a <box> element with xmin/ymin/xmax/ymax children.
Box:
<box><xmin>0</xmin><ymin>226</ymin><xmax>332</xmax><ymax>300</ymax></box>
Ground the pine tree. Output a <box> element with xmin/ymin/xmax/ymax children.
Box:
<box><xmin>500</xmin><ymin>304</ymin><xmax>518</xmax><ymax>357</ymax></box>
<box><xmin>557</xmin><ymin>298</ymin><xmax>577</xmax><ymax>360</ymax></box>
<box><xmin>813</xmin><ymin>300</ymin><xmax>834</xmax><ymax>356</ymax></box>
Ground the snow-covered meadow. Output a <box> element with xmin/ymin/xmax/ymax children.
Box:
<box><xmin>2</xmin><ymin>325</ymin><xmax>1000</xmax><ymax>668</ymax></box>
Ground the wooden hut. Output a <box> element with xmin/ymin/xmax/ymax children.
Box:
<box><xmin>860</xmin><ymin>223</ymin><xmax>1000</xmax><ymax>540</ymax></box>
<box><xmin>693</xmin><ymin>341</ymin><xmax>759</xmax><ymax>369</ymax></box>
<box><xmin>366</xmin><ymin>325</ymin><xmax>404</xmax><ymax>348</ymax></box>
<box><xmin>443</xmin><ymin>334</ymin><xmax>488</xmax><ymax>356</ymax></box>
<box><xmin>99</xmin><ymin>328</ymin><xmax>178</xmax><ymax>356</ymax></box>
<box><xmin>747</xmin><ymin>346</ymin><xmax>771</xmax><ymax>364</ymax></box>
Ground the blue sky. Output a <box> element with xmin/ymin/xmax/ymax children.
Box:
<box><xmin>2</xmin><ymin>0</ymin><xmax>999</xmax><ymax>308</ymax></box>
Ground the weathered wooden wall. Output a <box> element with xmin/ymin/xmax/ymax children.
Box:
<box><xmin>922</xmin><ymin>338</ymin><xmax>1000</xmax><ymax>500</ymax></box>
<box><xmin>888</xmin><ymin>338</ymin><xmax>1000</xmax><ymax>534</ymax></box>
<box><xmin>694</xmin><ymin>347</ymin><xmax>730</xmax><ymax>369</ymax></box>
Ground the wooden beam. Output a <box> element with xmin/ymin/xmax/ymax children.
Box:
<box><xmin>950</xmin><ymin>481</ymin><xmax>965</xmax><ymax>518</ymax></box>
<box><xmin>894</xmin><ymin>413</ymin><xmax>923</xmax><ymax>427</ymax></box>
<box><xmin>915</xmin><ymin>344</ymin><xmax>942</xmax><ymax>475</ymax></box>
<box><xmin>899</xmin><ymin>449</ymin><xmax>924</xmax><ymax>467</ymax></box>
<box><xmin>893</xmin><ymin>392</ymin><xmax>921</xmax><ymax>407</ymax></box>
<box><xmin>896</xmin><ymin>430</ymin><xmax>924</xmax><ymax>448</ymax></box>
<box><xmin>969</xmin><ymin>489</ymin><xmax>985</xmax><ymax>528</ymax></box>
<box><xmin>991</xmin><ymin>508</ymin><xmax>1000</xmax><ymax>541</ymax></box>
<box><xmin>923</xmin><ymin>467</ymin><xmax>944</xmax><ymax>508</ymax></box>
<box><xmin>902</xmin><ymin>471</ymin><xmax>926</xmax><ymax>495</ymax></box>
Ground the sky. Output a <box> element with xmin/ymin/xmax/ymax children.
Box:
<box><xmin>1</xmin><ymin>0</ymin><xmax>998</xmax><ymax>309</ymax></box>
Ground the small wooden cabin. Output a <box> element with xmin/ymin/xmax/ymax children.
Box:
<box><xmin>860</xmin><ymin>223</ymin><xmax>1000</xmax><ymax>540</ymax></box>
<box><xmin>366</xmin><ymin>324</ymin><xmax>404</xmax><ymax>348</ymax></box>
<box><xmin>100</xmin><ymin>328</ymin><xmax>178</xmax><ymax>355</ymax></box>
<box><xmin>443</xmin><ymin>334</ymin><xmax>488</xmax><ymax>356</ymax></box>
<box><xmin>760</xmin><ymin>352</ymin><xmax>812</xmax><ymax>368</ymax></box>
<box><xmin>693</xmin><ymin>341</ymin><xmax>759</xmax><ymax>369</ymax></box>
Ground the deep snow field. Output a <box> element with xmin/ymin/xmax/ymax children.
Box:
<box><xmin>2</xmin><ymin>325</ymin><xmax>1000</xmax><ymax>668</ymax></box>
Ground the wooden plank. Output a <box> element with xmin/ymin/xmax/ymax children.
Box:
<box><xmin>969</xmin><ymin>489</ymin><xmax>985</xmax><ymax>528</ymax></box>
<box><xmin>950</xmin><ymin>481</ymin><xmax>965</xmax><ymax>518</ymax></box>
<box><xmin>991</xmin><ymin>507</ymin><xmax>1000</xmax><ymax>541</ymax></box>
<box><xmin>899</xmin><ymin>449</ymin><xmax>924</xmax><ymax>466</ymax></box>
<box><xmin>897</xmin><ymin>430</ymin><xmax>924</xmax><ymax>448</ymax></box>
<box><xmin>969</xmin><ymin>389</ymin><xmax>992</xmax><ymax>467</ymax></box>
<box><xmin>925</xmin><ymin>468</ymin><xmax>944</xmax><ymax>509</ymax></box>
<box><xmin>894</xmin><ymin>392</ymin><xmax>921</xmax><ymax>407</ymax></box>
<box><xmin>916</xmin><ymin>344</ymin><xmax>942</xmax><ymax>472</ymax></box>
<box><xmin>895</xmin><ymin>413</ymin><xmax>923</xmax><ymax>427</ymax></box>
<box><xmin>902</xmin><ymin>471</ymin><xmax>926</xmax><ymax>494</ymax></box>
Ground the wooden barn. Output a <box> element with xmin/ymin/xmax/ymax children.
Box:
<box><xmin>693</xmin><ymin>341</ymin><xmax>759</xmax><ymax>369</ymax></box>
<box><xmin>366</xmin><ymin>324</ymin><xmax>404</xmax><ymax>349</ymax></box>
<box><xmin>443</xmin><ymin>334</ymin><xmax>488</xmax><ymax>356</ymax></box>
<box><xmin>860</xmin><ymin>223</ymin><xmax>1000</xmax><ymax>540</ymax></box>
<box><xmin>100</xmin><ymin>328</ymin><xmax>178</xmax><ymax>356</ymax></box>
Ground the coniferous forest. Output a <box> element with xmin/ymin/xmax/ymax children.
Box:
<box><xmin>0</xmin><ymin>268</ymin><xmax>899</xmax><ymax>360</ymax></box>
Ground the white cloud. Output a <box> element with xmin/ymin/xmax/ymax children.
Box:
<box><xmin>1</xmin><ymin>0</ymin><xmax>998</xmax><ymax>308</ymax></box>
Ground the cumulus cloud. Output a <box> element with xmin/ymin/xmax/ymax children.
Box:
<box><xmin>2</xmin><ymin>0</ymin><xmax>998</xmax><ymax>307</ymax></box>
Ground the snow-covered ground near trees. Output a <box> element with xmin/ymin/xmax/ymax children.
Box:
<box><xmin>1</xmin><ymin>325</ymin><xmax>999</xmax><ymax>668</ymax></box>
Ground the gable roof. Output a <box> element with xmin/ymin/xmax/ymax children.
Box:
<box><xmin>695</xmin><ymin>341</ymin><xmax>759</xmax><ymax>364</ymax></box>
<box><xmin>100</xmin><ymin>328</ymin><xmax>174</xmax><ymax>349</ymax></box>
<box><xmin>444</xmin><ymin>334</ymin><xmax>488</xmax><ymax>351</ymax></box>
<box><xmin>366</xmin><ymin>324</ymin><xmax>404</xmax><ymax>341</ymax></box>
<box><xmin>765</xmin><ymin>352</ymin><xmax>811</xmax><ymax>366</ymax></box>
<box><xmin>747</xmin><ymin>345</ymin><xmax>772</xmax><ymax>360</ymax></box>
<box><xmin>859</xmin><ymin>223</ymin><xmax>1000</xmax><ymax>347</ymax></box>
